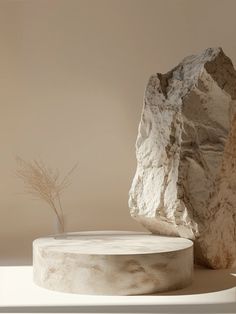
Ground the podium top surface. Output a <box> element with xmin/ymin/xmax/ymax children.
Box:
<box><xmin>33</xmin><ymin>231</ymin><xmax>193</xmax><ymax>255</ymax></box>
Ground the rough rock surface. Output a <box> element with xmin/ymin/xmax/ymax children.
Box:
<box><xmin>129</xmin><ymin>48</ymin><xmax>236</xmax><ymax>269</ymax></box>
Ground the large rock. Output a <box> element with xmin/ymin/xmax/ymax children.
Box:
<box><xmin>129</xmin><ymin>48</ymin><xmax>236</xmax><ymax>269</ymax></box>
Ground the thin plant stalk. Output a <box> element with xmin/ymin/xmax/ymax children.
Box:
<box><xmin>15</xmin><ymin>157</ymin><xmax>77</xmax><ymax>233</ymax></box>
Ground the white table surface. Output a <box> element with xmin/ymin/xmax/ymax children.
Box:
<box><xmin>0</xmin><ymin>266</ymin><xmax>235</xmax><ymax>313</ymax></box>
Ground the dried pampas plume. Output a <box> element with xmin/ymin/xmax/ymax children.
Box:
<box><xmin>15</xmin><ymin>156</ymin><xmax>77</xmax><ymax>233</ymax></box>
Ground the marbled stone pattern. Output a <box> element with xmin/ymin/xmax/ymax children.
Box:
<box><xmin>33</xmin><ymin>231</ymin><xmax>193</xmax><ymax>295</ymax></box>
<box><xmin>129</xmin><ymin>47</ymin><xmax>236</xmax><ymax>269</ymax></box>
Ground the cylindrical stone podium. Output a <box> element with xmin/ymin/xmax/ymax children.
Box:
<box><xmin>33</xmin><ymin>231</ymin><xmax>193</xmax><ymax>295</ymax></box>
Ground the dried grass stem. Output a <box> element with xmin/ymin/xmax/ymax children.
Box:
<box><xmin>16</xmin><ymin>157</ymin><xmax>77</xmax><ymax>232</ymax></box>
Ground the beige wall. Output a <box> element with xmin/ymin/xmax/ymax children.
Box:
<box><xmin>0</xmin><ymin>0</ymin><xmax>236</xmax><ymax>265</ymax></box>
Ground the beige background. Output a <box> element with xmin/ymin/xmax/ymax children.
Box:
<box><xmin>0</xmin><ymin>0</ymin><xmax>236</xmax><ymax>265</ymax></box>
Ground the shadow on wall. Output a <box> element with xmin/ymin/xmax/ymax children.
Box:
<box><xmin>0</xmin><ymin>235</ymin><xmax>36</xmax><ymax>266</ymax></box>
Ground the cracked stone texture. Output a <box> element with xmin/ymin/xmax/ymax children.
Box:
<box><xmin>129</xmin><ymin>47</ymin><xmax>236</xmax><ymax>269</ymax></box>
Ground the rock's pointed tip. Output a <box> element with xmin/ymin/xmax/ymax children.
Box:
<box><xmin>204</xmin><ymin>46</ymin><xmax>227</xmax><ymax>58</ymax></box>
<box><xmin>205</xmin><ymin>46</ymin><xmax>223</xmax><ymax>52</ymax></box>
